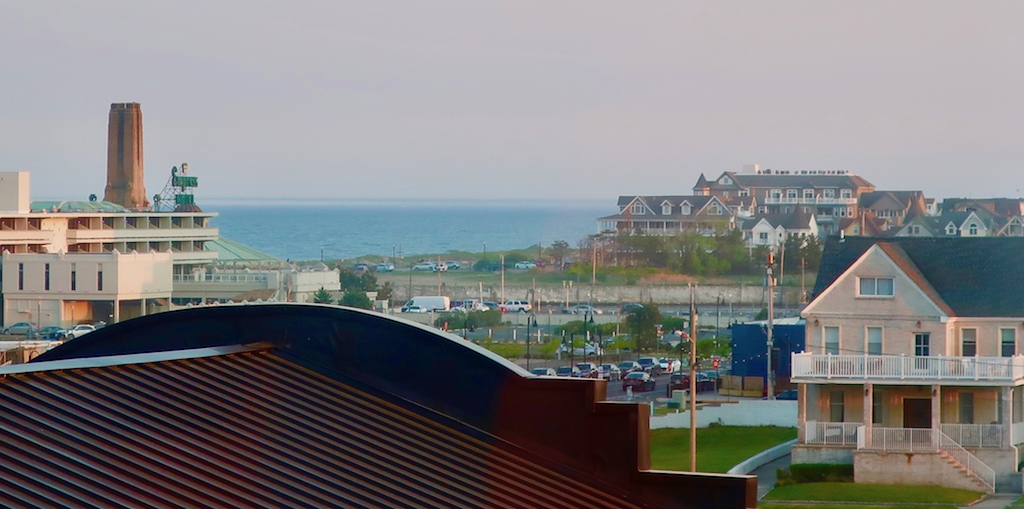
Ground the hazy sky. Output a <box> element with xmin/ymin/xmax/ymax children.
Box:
<box><xmin>3</xmin><ymin>1</ymin><xmax>1022</xmax><ymax>203</ymax></box>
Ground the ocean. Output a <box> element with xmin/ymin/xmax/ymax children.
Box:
<box><xmin>206</xmin><ymin>199</ymin><xmax>612</xmax><ymax>262</ymax></box>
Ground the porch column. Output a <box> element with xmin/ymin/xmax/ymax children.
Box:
<box><xmin>140</xmin><ymin>298</ymin><xmax>147</xmax><ymax>317</ymax></box>
<box><xmin>864</xmin><ymin>383</ymin><xmax>873</xmax><ymax>448</ymax></box>
<box><xmin>113</xmin><ymin>299</ymin><xmax>120</xmax><ymax>324</ymax></box>
<box><xmin>797</xmin><ymin>384</ymin><xmax>807</xmax><ymax>443</ymax></box>
<box><xmin>1003</xmin><ymin>386</ymin><xmax>1013</xmax><ymax>449</ymax></box>
<box><xmin>932</xmin><ymin>384</ymin><xmax>941</xmax><ymax>436</ymax></box>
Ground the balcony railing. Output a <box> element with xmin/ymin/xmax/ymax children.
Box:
<box><xmin>941</xmin><ymin>424</ymin><xmax>1003</xmax><ymax>448</ymax></box>
<box><xmin>804</xmin><ymin>421</ymin><xmax>860</xmax><ymax>446</ymax></box>
<box><xmin>763</xmin><ymin>196</ymin><xmax>856</xmax><ymax>205</ymax></box>
<box><xmin>173</xmin><ymin>274</ymin><xmax>269</xmax><ymax>284</ymax></box>
<box><xmin>792</xmin><ymin>353</ymin><xmax>1024</xmax><ymax>383</ymax></box>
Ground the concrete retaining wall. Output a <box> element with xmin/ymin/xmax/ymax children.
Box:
<box><xmin>650</xmin><ymin>400</ymin><xmax>797</xmax><ymax>429</ymax></box>
<box><xmin>728</xmin><ymin>439</ymin><xmax>797</xmax><ymax>475</ymax></box>
<box><xmin>854</xmin><ymin>450</ymin><xmax>989</xmax><ymax>492</ymax></box>
<box><xmin>791</xmin><ymin>444</ymin><xmax>855</xmax><ymax>465</ymax></box>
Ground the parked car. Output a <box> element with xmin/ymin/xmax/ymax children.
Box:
<box><xmin>774</xmin><ymin>389</ymin><xmax>798</xmax><ymax>401</ymax></box>
<box><xmin>33</xmin><ymin>326</ymin><xmax>64</xmax><ymax>340</ymax></box>
<box><xmin>401</xmin><ymin>305</ymin><xmax>428</xmax><ymax>313</ymax></box>
<box><xmin>566</xmin><ymin>304</ymin><xmax>603</xmax><ymax>315</ymax></box>
<box><xmin>558</xmin><ymin>343</ymin><xmax>603</xmax><ymax>356</ymax></box>
<box><xmin>500</xmin><ymin>300</ymin><xmax>532</xmax><ymax>313</ymax></box>
<box><xmin>481</xmin><ymin>301</ymin><xmax>500</xmax><ymax>311</ymax></box>
<box><xmin>58</xmin><ymin>324</ymin><xmax>96</xmax><ymax>340</ymax></box>
<box><xmin>530</xmin><ymin>367</ymin><xmax>557</xmax><ymax>377</ymax></box>
<box><xmin>620</xmin><ymin>303</ymin><xmax>644</xmax><ymax>314</ymax></box>
<box><xmin>616</xmin><ymin>361</ymin><xmax>644</xmax><ymax>377</ymax></box>
<box><xmin>555</xmin><ymin>366</ymin><xmax>581</xmax><ymax>377</ymax></box>
<box><xmin>658</xmin><ymin>357</ymin><xmax>681</xmax><ymax>373</ymax></box>
<box><xmin>513</xmin><ymin>261</ymin><xmax>536</xmax><ymax>270</ymax></box>
<box><xmin>637</xmin><ymin>356</ymin><xmax>663</xmax><ymax>376</ymax></box>
<box><xmin>375</xmin><ymin>262</ymin><xmax>395</xmax><ymax>272</ymax></box>
<box><xmin>598</xmin><ymin>363</ymin><xmax>621</xmax><ymax>381</ymax></box>
<box><xmin>575</xmin><ymin>362</ymin><xmax>600</xmax><ymax>378</ymax></box>
<box><xmin>351</xmin><ymin>263</ymin><xmax>371</xmax><ymax>275</ymax></box>
<box><xmin>433</xmin><ymin>262</ymin><xmax>448</xmax><ymax>272</ymax></box>
<box><xmin>2</xmin><ymin>322</ymin><xmax>37</xmax><ymax>336</ymax></box>
<box><xmin>444</xmin><ymin>260</ymin><xmax>460</xmax><ymax>270</ymax></box>
<box><xmin>665</xmin><ymin>372</ymin><xmax>717</xmax><ymax>397</ymax></box>
<box><xmin>412</xmin><ymin>262</ymin><xmax>436</xmax><ymax>271</ymax></box>
<box><xmin>622</xmin><ymin>372</ymin><xmax>656</xmax><ymax>392</ymax></box>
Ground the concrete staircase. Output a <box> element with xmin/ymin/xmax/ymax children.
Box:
<box><xmin>940</xmin><ymin>450</ymin><xmax>995</xmax><ymax>493</ymax></box>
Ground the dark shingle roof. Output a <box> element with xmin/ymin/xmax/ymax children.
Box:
<box><xmin>813</xmin><ymin>237</ymin><xmax>1024</xmax><ymax>317</ymax></box>
<box><xmin>722</xmin><ymin>171</ymin><xmax>875</xmax><ymax>190</ymax></box>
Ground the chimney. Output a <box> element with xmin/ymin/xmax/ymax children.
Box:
<box><xmin>104</xmin><ymin>103</ymin><xmax>150</xmax><ymax>210</ymax></box>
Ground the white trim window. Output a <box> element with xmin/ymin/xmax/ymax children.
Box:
<box><xmin>770</xmin><ymin>189</ymin><xmax>782</xmax><ymax>199</ymax></box>
<box><xmin>969</xmin><ymin>223</ymin><xmax>978</xmax><ymax>235</ymax></box>
<box><xmin>962</xmin><ymin>328</ymin><xmax>977</xmax><ymax>357</ymax></box>
<box><xmin>803</xmin><ymin>189</ymin><xmax>815</xmax><ymax>200</ymax></box>
<box><xmin>631</xmin><ymin>203</ymin><xmax>645</xmax><ymax>215</ymax></box>
<box><xmin>867</xmin><ymin>327</ymin><xmax>882</xmax><ymax>355</ymax></box>
<box><xmin>858</xmin><ymin>277</ymin><xmax>894</xmax><ymax>297</ymax></box>
<box><xmin>786</xmin><ymin>189</ymin><xmax>798</xmax><ymax>200</ymax></box>
<box><xmin>841</xmin><ymin>189</ymin><xmax>852</xmax><ymax>199</ymax></box>
<box><xmin>738</xmin><ymin>189</ymin><xmax>749</xmax><ymax>197</ymax></box>
<box><xmin>1001</xmin><ymin>328</ymin><xmax>1016</xmax><ymax>357</ymax></box>
<box><xmin>945</xmin><ymin>224</ymin><xmax>957</xmax><ymax>235</ymax></box>
<box><xmin>681</xmin><ymin>204</ymin><xmax>692</xmax><ymax>215</ymax></box>
<box><xmin>662</xmin><ymin>204</ymin><xmax>672</xmax><ymax>215</ymax></box>
<box><xmin>707</xmin><ymin>204</ymin><xmax>722</xmax><ymax>215</ymax></box>
<box><xmin>825</xmin><ymin>326</ymin><xmax>840</xmax><ymax>354</ymax></box>
<box><xmin>824</xmin><ymin>189</ymin><xmax>835</xmax><ymax>198</ymax></box>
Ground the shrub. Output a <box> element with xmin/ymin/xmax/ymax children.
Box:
<box><xmin>775</xmin><ymin>463</ymin><xmax>854</xmax><ymax>487</ymax></box>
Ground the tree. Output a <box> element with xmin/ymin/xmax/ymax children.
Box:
<box><xmin>312</xmin><ymin>287</ymin><xmax>334</xmax><ymax>304</ymax></box>
<box><xmin>340</xmin><ymin>288</ymin><xmax>372</xmax><ymax>309</ymax></box>
<box><xmin>551</xmin><ymin>240</ymin><xmax>570</xmax><ymax>268</ymax></box>
<box><xmin>624</xmin><ymin>302</ymin><xmax>662</xmax><ymax>353</ymax></box>
<box><xmin>338</xmin><ymin>268</ymin><xmax>361</xmax><ymax>290</ymax></box>
<box><xmin>376</xmin><ymin>281</ymin><xmax>394</xmax><ymax>302</ymax></box>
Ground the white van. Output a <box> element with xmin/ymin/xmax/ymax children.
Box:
<box><xmin>403</xmin><ymin>296</ymin><xmax>450</xmax><ymax>312</ymax></box>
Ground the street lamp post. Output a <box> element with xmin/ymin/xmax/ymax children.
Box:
<box><xmin>526</xmin><ymin>314</ymin><xmax>537</xmax><ymax>370</ymax></box>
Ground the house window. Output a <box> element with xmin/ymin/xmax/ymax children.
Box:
<box><xmin>18</xmin><ymin>263</ymin><xmax>23</xmax><ymax>291</ymax></box>
<box><xmin>829</xmin><ymin>391</ymin><xmax>845</xmax><ymax>422</ymax></box>
<box><xmin>946</xmin><ymin>224</ymin><xmax>956</xmax><ymax>235</ymax></box>
<box><xmin>44</xmin><ymin>263</ymin><xmax>50</xmax><ymax>291</ymax></box>
<box><xmin>867</xmin><ymin>327</ymin><xmax>882</xmax><ymax>355</ymax></box>
<box><xmin>1001</xmin><ymin>329</ymin><xmax>1016</xmax><ymax>357</ymax></box>
<box><xmin>720</xmin><ymin>176</ymin><xmax>732</xmax><ymax>185</ymax></box>
<box><xmin>708</xmin><ymin>204</ymin><xmax>722</xmax><ymax>215</ymax></box>
<box><xmin>858</xmin><ymin>277</ymin><xmax>894</xmax><ymax>297</ymax></box>
<box><xmin>97</xmin><ymin>264</ymin><xmax>103</xmax><ymax>292</ymax></box>
<box><xmin>787</xmin><ymin>189</ymin><xmax>798</xmax><ymax>200</ymax></box>
<box><xmin>631</xmin><ymin>203</ymin><xmax>645</xmax><ymax>215</ymax></box>
<box><xmin>841</xmin><ymin>189</ymin><xmax>852</xmax><ymax>199</ymax></box>
<box><xmin>738</xmin><ymin>189</ymin><xmax>749</xmax><ymax>197</ymax></box>
<box><xmin>825</xmin><ymin>326</ymin><xmax>840</xmax><ymax>355</ymax></box>
<box><xmin>681</xmin><ymin>205</ymin><xmax>692</xmax><ymax>215</ymax></box>
<box><xmin>909</xmin><ymin>225</ymin><xmax>920</xmax><ymax>235</ymax></box>
<box><xmin>662</xmin><ymin>204</ymin><xmax>672</xmax><ymax>215</ymax></box>
<box><xmin>914</xmin><ymin>333</ymin><xmax>930</xmax><ymax>357</ymax></box>
<box><xmin>758</xmin><ymin>232</ymin><xmax>769</xmax><ymax>244</ymax></box>
<box><xmin>969</xmin><ymin>223</ymin><xmax>978</xmax><ymax>235</ymax></box>
<box><xmin>824</xmin><ymin>189</ymin><xmax>835</xmax><ymax>198</ymax></box>
<box><xmin>770</xmin><ymin>189</ymin><xmax>781</xmax><ymax>199</ymax></box>
<box><xmin>803</xmin><ymin>189</ymin><xmax>815</xmax><ymax>200</ymax></box>
<box><xmin>71</xmin><ymin>263</ymin><xmax>76</xmax><ymax>291</ymax></box>
<box><xmin>959</xmin><ymin>393</ymin><xmax>974</xmax><ymax>424</ymax></box>
<box><xmin>962</xmin><ymin>329</ymin><xmax>976</xmax><ymax>357</ymax></box>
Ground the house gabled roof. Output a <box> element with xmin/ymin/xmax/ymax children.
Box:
<box><xmin>713</xmin><ymin>172</ymin><xmax>875</xmax><ymax>190</ymax></box>
<box><xmin>941</xmin><ymin>198</ymin><xmax>1024</xmax><ymax>218</ymax></box>
<box><xmin>858</xmin><ymin>190</ymin><xmax>926</xmax><ymax>211</ymax></box>
<box><xmin>23</xmin><ymin>304</ymin><xmax>755</xmax><ymax>508</ymax></box>
<box><xmin>692</xmin><ymin>173</ymin><xmax>710</xmax><ymax>193</ymax></box>
<box><xmin>602</xmin><ymin>195</ymin><xmax>719</xmax><ymax>220</ymax></box>
<box><xmin>745</xmin><ymin>209</ymin><xmax>814</xmax><ymax>231</ymax></box>
<box><xmin>813</xmin><ymin>237</ymin><xmax>1024</xmax><ymax>317</ymax></box>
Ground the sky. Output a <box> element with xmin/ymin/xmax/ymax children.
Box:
<box><xmin>2</xmin><ymin>1</ymin><xmax>1023</xmax><ymax>203</ymax></box>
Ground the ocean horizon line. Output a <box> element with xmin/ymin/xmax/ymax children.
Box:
<box><xmin>200</xmin><ymin>197</ymin><xmax>611</xmax><ymax>210</ymax></box>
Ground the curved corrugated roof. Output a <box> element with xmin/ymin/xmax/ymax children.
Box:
<box><xmin>30</xmin><ymin>200</ymin><xmax>130</xmax><ymax>213</ymax></box>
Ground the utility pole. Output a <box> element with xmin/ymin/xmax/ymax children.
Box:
<box><xmin>500</xmin><ymin>254</ymin><xmax>505</xmax><ymax>304</ymax></box>
<box><xmin>767</xmin><ymin>251</ymin><xmax>776</xmax><ymax>400</ymax></box>
<box><xmin>590</xmin><ymin>241</ymin><xmax>597</xmax><ymax>308</ymax></box>
<box><xmin>689</xmin><ymin>284</ymin><xmax>698</xmax><ymax>472</ymax></box>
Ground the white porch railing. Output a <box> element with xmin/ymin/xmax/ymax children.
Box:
<box><xmin>804</xmin><ymin>421</ymin><xmax>860</xmax><ymax>446</ymax></box>
<box><xmin>941</xmin><ymin>424</ymin><xmax>1003</xmax><ymax>449</ymax></box>
<box><xmin>855</xmin><ymin>426</ymin><xmax>995</xmax><ymax>492</ymax></box>
<box><xmin>792</xmin><ymin>353</ymin><xmax>1024</xmax><ymax>383</ymax></box>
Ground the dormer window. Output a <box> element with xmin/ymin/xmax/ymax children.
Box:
<box><xmin>969</xmin><ymin>223</ymin><xmax>978</xmax><ymax>235</ymax></box>
<box><xmin>631</xmin><ymin>203</ymin><xmax>645</xmax><ymax>215</ymax></box>
<box><xmin>858</xmin><ymin>277</ymin><xmax>894</xmax><ymax>297</ymax></box>
<box><xmin>662</xmin><ymin>204</ymin><xmax>672</xmax><ymax>215</ymax></box>
<box><xmin>681</xmin><ymin>204</ymin><xmax>692</xmax><ymax>215</ymax></box>
<box><xmin>841</xmin><ymin>189</ymin><xmax>852</xmax><ymax>199</ymax></box>
<box><xmin>946</xmin><ymin>224</ymin><xmax>956</xmax><ymax>235</ymax></box>
<box><xmin>804</xmin><ymin>189</ymin><xmax>814</xmax><ymax>200</ymax></box>
<box><xmin>720</xmin><ymin>176</ymin><xmax>732</xmax><ymax>185</ymax></box>
<box><xmin>787</xmin><ymin>189</ymin><xmax>798</xmax><ymax>200</ymax></box>
<box><xmin>770</xmin><ymin>189</ymin><xmax>782</xmax><ymax>199</ymax></box>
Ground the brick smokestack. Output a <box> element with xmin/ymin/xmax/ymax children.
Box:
<box><xmin>105</xmin><ymin>103</ymin><xmax>150</xmax><ymax>210</ymax></box>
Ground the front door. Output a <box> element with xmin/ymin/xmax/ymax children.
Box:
<box><xmin>903</xmin><ymin>398</ymin><xmax>931</xmax><ymax>428</ymax></box>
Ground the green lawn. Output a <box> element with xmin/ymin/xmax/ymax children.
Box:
<box><xmin>761</xmin><ymin>505</ymin><xmax>958</xmax><ymax>509</ymax></box>
<box><xmin>650</xmin><ymin>425</ymin><xmax>796</xmax><ymax>473</ymax></box>
<box><xmin>764</xmin><ymin>483</ymin><xmax>982</xmax><ymax>505</ymax></box>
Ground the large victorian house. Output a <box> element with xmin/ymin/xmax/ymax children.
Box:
<box><xmin>597</xmin><ymin>195</ymin><xmax>736</xmax><ymax>236</ymax></box>
<box><xmin>794</xmin><ymin>236</ymin><xmax>1024</xmax><ymax>493</ymax></box>
<box><xmin>693</xmin><ymin>164</ymin><xmax>876</xmax><ymax>236</ymax></box>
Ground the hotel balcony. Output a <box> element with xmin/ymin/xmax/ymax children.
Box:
<box><xmin>66</xmin><ymin>227</ymin><xmax>219</xmax><ymax>243</ymax></box>
<box><xmin>763</xmin><ymin>196</ymin><xmax>857</xmax><ymax>205</ymax></box>
<box><xmin>791</xmin><ymin>353</ymin><xmax>1024</xmax><ymax>385</ymax></box>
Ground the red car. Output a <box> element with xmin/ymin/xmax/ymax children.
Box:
<box><xmin>622</xmin><ymin>372</ymin><xmax>656</xmax><ymax>392</ymax></box>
